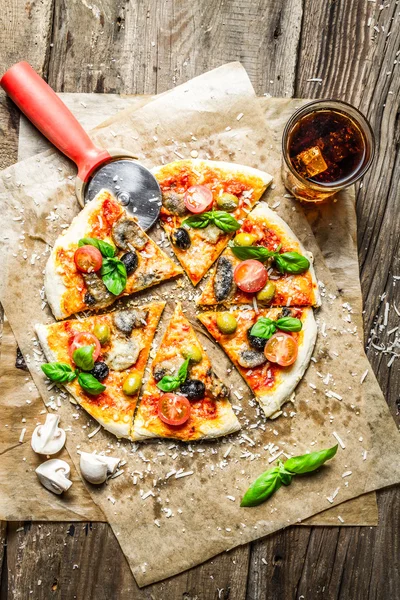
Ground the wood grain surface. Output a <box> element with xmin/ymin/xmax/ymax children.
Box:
<box><xmin>0</xmin><ymin>0</ymin><xmax>399</xmax><ymax>598</ymax></box>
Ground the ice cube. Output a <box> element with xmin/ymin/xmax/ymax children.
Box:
<box><xmin>292</xmin><ymin>146</ymin><xmax>328</xmax><ymax>178</ymax></box>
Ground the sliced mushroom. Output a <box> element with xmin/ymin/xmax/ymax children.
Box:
<box><xmin>162</xmin><ymin>190</ymin><xmax>187</xmax><ymax>216</ymax></box>
<box><xmin>83</xmin><ymin>273</ymin><xmax>113</xmax><ymax>307</ymax></box>
<box><xmin>104</xmin><ymin>336</ymin><xmax>142</xmax><ymax>371</ymax></box>
<box><xmin>112</xmin><ymin>216</ymin><xmax>147</xmax><ymax>251</ymax></box>
<box><xmin>31</xmin><ymin>414</ymin><xmax>66</xmax><ymax>456</ymax></box>
<box><xmin>238</xmin><ymin>348</ymin><xmax>267</xmax><ymax>368</ymax></box>
<box><xmin>79</xmin><ymin>452</ymin><xmax>120</xmax><ymax>485</ymax></box>
<box><xmin>197</xmin><ymin>224</ymin><xmax>225</xmax><ymax>245</ymax></box>
<box><xmin>205</xmin><ymin>369</ymin><xmax>229</xmax><ymax>400</ymax></box>
<box><xmin>153</xmin><ymin>356</ymin><xmax>184</xmax><ymax>382</ymax></box>
<box><xmin>36</xmin><ymin>459</ymin><xmax>72</xmax><ymax>495</ymax></box>
<box><xmin>113</xmin><ymin>308</ymin><xmax>148</xmax><ymax>335</ymax></box>
<box><xmin>214</xmin><ymin>256</ymin><xmax>235</xmax><ymax>302</ymax></box>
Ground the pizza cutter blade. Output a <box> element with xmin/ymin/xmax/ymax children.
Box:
<box><xmin>0</xmin><ymin>62</ymin><xmax>161</xmax><ymax>230</ymax></box>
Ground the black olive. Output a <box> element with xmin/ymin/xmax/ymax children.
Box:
<box><xmin>246</xmin><ymin>327</ymin><xmax>267</xmax><ymax>351</ymax></box>
<box><xmin>180</xmin><ymin>379</ymin><xmax>205</xmax><ymax>401</ymax></box>
<box><xmin>171</xmin><ymin>228</ymin><xmax>191</xmax><ymax>250</ymax></box>
<box><xmin>84</xmin><ymin>292</ymin><xmax>96</xmax><ymax>306</ymax></box>
<box><xmin>279</xmin><ymin>307</ymin><xmax>292</xmax><ymax>318</ymax></box>
<box><xmin>90</xmin><ymin>362</ymin><xmax>109</xmax><ymax>381</ymax></box>
<box><xmin>120</xmin><ymin>251</ymin><xmax>138</xmax><ymax>276</ymax></box>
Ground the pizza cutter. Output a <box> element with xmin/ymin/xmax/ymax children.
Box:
<box><xmin>0</xmin><ymin>61</ymin><xmax>161</xmax><ymax>230</ymax></box>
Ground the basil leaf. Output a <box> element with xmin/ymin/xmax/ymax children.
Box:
<box><xmin>276</xmin><ymin>317</ymin><xmax>303</xmax><ymax>332</ymax></box>
<box><xmin>240</xmin><ymin>467</ymin><xmax>282</xmax><ymax>507</ymax></box>
<box><xmin>78</xmin><ymin>237</ymin><xmax>115</xmax><ymax>258</ymax></box>
<box><xmin>72</xmin><ymin>345</ymin><xmax>95</xmax><ymax>371</ymax></box>
<box><xmin>230</xmin><ymin>244</ymin><xmax>274</xmax><ymax>262</ymax></box>
<box><xmin>100</xmin><ymin>257</ymin><xmax>127</xmax><ymax>295</ymax></box>
<box><xmin>177</xmin><ymin>358</ymin><xmax>190</xmax><ymax>383</ymax></box>
<box><xmin>182</xmin><ymin>214</ymin><xmax>211</xmax><ymax>229</ymax></box>
<box><xmin>211</xmin><ymin>211</ymin><xmax>240</xmax><ymax>233</ymax></box>
<box><xmin>156</xmin><ymin>375</ymin><xmax>181</xmax><ymax>392</ymax></box>
<box><xmin>284</xmin><ymin>445</ymin><xmax>338</xmax><ymax>475</ymax></box>
<box><xmin>41</xmin><ymin>362</ymin><xmax>77</xmax><ymax>383</ymax></box>
<box><xmin>250</xmin><ymin>317</ymin><xmax>277</xmax><ymax>340</ymax></box>
<box><xmin>78</xmin><ymin>372</ymin><xmax>106</xmax><ymax>395</ymax></box>
<box><xmin>274</xmin><ymin>251</ymin><xmax>310</xmax><ymax>274</ymax></box>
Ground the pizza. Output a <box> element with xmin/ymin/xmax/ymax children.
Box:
<box><xmin>151</xmin><ymin>160</ymin><xmax>273</xmax><ymax>285</ymax></box>
<box><xmin>36</xmin><ymin>302</ymin><xmax>165</xmax><ymax>439</ymax></box>
<box><xmin>197</xmin><ymin>306</ymin><xmax>317</xmax><ymax>418</ymax></box>
<box><xmin>132</xmin><ymin>302</ymin><xmax>241</xmax><ymax>441</ymax></box>
<box><xmin>45</xmin><ymin>190</ymin><xmax>182</xmax><ymax>320</ymax></box>
<box><xmin>198</xmin><ymin>202</ymin><xmax>320</xmax><ymax>307</ymax></box>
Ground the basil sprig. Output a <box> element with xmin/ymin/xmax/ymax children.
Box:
<box><xmin>183</xmin><ymin>211</ymin><xmax>240</xmax><ymax>234</ymax></box>
<box><xmin>157</xmin><ymin>358</ymin><xmax>190</xmax><ymax>392</ymax></box>
<box><xmin>78</xmin><ymin>237</ymin><xmax>115</xmax><ymax>258</ymax></box>
<box><xmin>250</xmin><ymin>316</ymin><xmax>302</xmax><ymax>340</ymax></box>
<box><xmin>41</xmin><ymin>362</ymin><xmax>78</xmax><ymax>383</ymax></box>
<box><xmin>100</xmin><ymin>257</ymin><xmax>127</xmax><ymax>296</ymax></box>
<box><xmin>241</xmin><ymin>445</ymin><xmax>338</xmax><ymax>507</ymax></box>
<box><xmin>72</xmin><ymin>345</ymin><xmax>95</xmax><ymax>371</ymax></box>
<box><xmin>78</xmin><ymin>372</ymin><xmax>106</xmax><ymax>395</ymax></box>
<box><xmin>229</xmin><ymin>243</ymin><xmax>310</xmax><ymax>274</ymax></box>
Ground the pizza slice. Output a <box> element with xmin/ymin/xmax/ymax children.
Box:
<box><xmin>197</xmin><ymin>306</ymin><xmax>317</xmax><ymax>418</ymax></box>
<box><xmin>197</xmin><ymin>202</ymin><xmax>320</xmax><ymax>307</ymax></box>
<box><xmin>151</xmin><ymin>160</ymin><xmax>273</xmax><ymax>286</ymax></box>
<box><xmin>131</xmin><ymin>302</ymin><xmax>241</xmax><ymax>441</ymax></box>
<box><xmin>36</xmin><ymin>301</ymin><xmax>165</xmax><ymax>439</ymax></box>
<box><xmin>45</xmin><ymin>190</ymin><xmax>182</xmax><ymax>320</ymax></box>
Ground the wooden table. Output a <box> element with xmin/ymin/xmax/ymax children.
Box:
<box><xmin>1</xmin><ymin>1</ymin><xmax>399</xmax><ymax>598</ymax></box>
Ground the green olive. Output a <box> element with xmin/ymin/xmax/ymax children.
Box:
<box><xmin>256</xmin><ymin>281</ymin><xmax>276</xmax><ymax>304</ymax></box>
<box><xmin>216</xmin><ymin>312</ymin><xmax>238</xmax><ymax>334</ymax></box>
<box><xmin>122</xmin><ymin>373</ymin><xmax>142</xmax><ymax>396</ymax></box>
<box><xmin>217</xmin><ymin>192</ymin><xmax>239</xmax><ymax>212</ymax></box>
<box><xmin>181</xmin><ymin>344</ymin><xmax>203</xmax><ymax>363</ymax></box>
<box><xmin>93</xmin><ymin>322</ymin><xmax>111</xmax><ymax>345</ymax></box>
<box><xmin>234</xmin><ymin>232</ymin><xmax>257</xmax><ymax>247</ymax></box>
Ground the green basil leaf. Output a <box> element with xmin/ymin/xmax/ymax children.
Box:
<box><xmin>41</xmin><ymin>362</ymin><xmax>77</xmax><ymax>383</ymax></box>
<box><xmin>284</xmin><ymin>445</ymin><xmax>338</xmax><ymax>475</ymax></box>
<box><xmin>156</xmin><ymin>375</ymin><xmax>181</xmax><ymax>392</ymax></box>
<box><xmin>274</xmin><ymin>251</ymin><xmax>310</xmax><ymax>274</ymax></box>
<box><xmin>177</xmin><ymin>358</ymin><xmax>190</xmax><ymax>383</ymax></box>
<box><xmin>229</xmin><ymin>244</ymin><xmax>275</xmax><ymax>262</ymax></box>
<box><xmin>182</xmin><ymin>214</ymin><xmax>211</xmax><ymax>229</ymax></box>
<box><xmin>276</xmin><ymin>317</ymin><xmax>303</xmax><ymax>332</ymax></box>
<box><xmin>211</xmin><ymin>211</ymin><xmax>240</xmax><ymax>233</ymax></box>
<box><xmin>78</xmin><ymin>372</ymin><xmax>106</xmax><ymax>395</ymax></box>
<box><xmin>240</xmin><ymin>466</ymin><xmax>282</xmax><ymax>507</ymax></box>
<box><xmin>78</xmin><ymin>237</ymin><xmax>115</xmax><ymax>257</ymax></box>
<box><xmin>100</xmin><ymin>257</ymin><xmax>127</xmax><ymax>295</ymax></box>
<box><xmin>72</xmin><ymin>345</ymin><xmax>95</xmax><ymax>371</ymax></box>
<box><xmin>250</xmin><ymin>317</ymin><xmax>277</xmax><ymax>340</ymax></box>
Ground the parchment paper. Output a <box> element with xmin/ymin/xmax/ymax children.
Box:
<box><xmin>1</xmin><ymin>64</ymin><xmax>399</xmax><ymax>586</ymax></box>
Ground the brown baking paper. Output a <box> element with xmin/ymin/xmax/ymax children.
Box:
<box><xmin>0</xmin><ymin>64</ymin><xmax>398</xmax><ymax>586</ymax></box>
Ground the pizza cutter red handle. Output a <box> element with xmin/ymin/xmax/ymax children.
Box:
<box><xmin>0</xmin><ymin>61</ymin><xmax>110</xmax><ymax>182</ymax></box>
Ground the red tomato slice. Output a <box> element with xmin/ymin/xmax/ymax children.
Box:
<box><xmin>68</xmin><ymin>332</ymin><xmax>101</xmax><ymax>362</ymax></box>
<box><xmin>184</xmin><ymin>185</ymin><xmax>213</xmax><ymax>213</ymax></box>
<box><xmin>264</xmin><ymin>332</ymin><xmax>298</xmax><ymax>366</ymax></box>
<box><xmin>158</xmin><ymin>393</ymin><xmax>191</xmax><ymax>426</ymax></box>
<box><xmin>74</xmin><ymin>246</ymin><xmax>102</xmax><ymax>273</ymax></box>
<box><xmin>234</xmin><ymin>260</ymin><xmax>268</xmax><ymax>293</ymax></box>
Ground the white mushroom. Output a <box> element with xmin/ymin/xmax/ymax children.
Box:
<box><xmin>31</xmin><ymin>414</ymin><xmax>66</xmax><ymax>455</ymax></box>
<box><xmin>36</xmin><ymin>459</ymin><xmax>72</xmax><ymax>495</ymax></box>
<box><xmin>79</xmin><ymin>452</ymin><xmax>120</xmax><ymax>485</ymax></box>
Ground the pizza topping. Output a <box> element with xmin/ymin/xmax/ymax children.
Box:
<box><xmin>216</xmin><ymin>192</ymin><xmax>239</xmax><ymax>212</ymax></box>
<box><xmin>100</xmin><ymin>257</ymin><xmax>127</xmax><ymax>296</ymax></box>
<box><xmin>68</xmin><ymin>333</ymin><xmax>101</xmax><ymax>362</ymax></box>
<box><xmin>153</xmin><ymin>356</ymin><xmax>184</xmax><ymax>382</ymax></box>
<box><xmin>122</xmin><ymin>373</ymin><xmax>142</xmax><ymax>396</ymax></box>
<box><xmin>90</xmin><ymin>362</ymin><xmax>109</xmax><ymax>381</ymax></box>
<box><xmin>74</xmin><ymin>246</ymin><xmax>103</xmax><ymax>273</ymax></box>
<box><xmin>234</xmin><ymin>232</ymin><xmax>257</xmax><ymax>247</ymax></box>
<box><xmin>82</xmin><ymin>273</ymin><xmax>113</xmax><ymax>307</ymax></box>
<box><xmin>162</xmin><ymin>190</ymin><xmax>187</xmax><ymax>216</ymax></box>
<box><xmin>256</xmin><ymin>281</ymin><xmax>276</xmax><ymax>304</ymax></box>
<box><xmin>113</xmin><ymin>308</ymin><xmax>148</xmax><ymax>335</ymax></box>
<box><xmin>158</xmin><ymin>394</ymin><xmax>191</xmax><ymax>427</ymax></box>
<box><xmin>93</xmin><ymin>322</ymin><xmax>111</xmax><ymax>345</ymax></box>
<box><xmin>238</xmin><ymin>348</ymin><xmax>267</xmax><ymax>368</ymax></box>
<box><xmin>78</xmin><ymin>237</ymin><xmax>115</xmax><ymax>258</ymax></box>
<box><xmin>234</xmin><ymin>260</ymin><xmax>268</xmax><ymax>293</ymax></box>
<box><xmin>179</xmin><ymin>379</ymin><xmax>206</xmax><ymax>401</ymax></box>
<box><xmin>197</xmin><ymin>224</ymin><xmax>225</xmax><ymax>245</ymax></box>
<box><xmin>111</xmin><ymin>216</ymin><xmax>147</xmax><ymax>251</ymax></box>
<box><xmin>230</xmin><ymin>244</ymin><xmax>310</xmax><ymax>274</ymax></box>
<box><xmin>247</xmin><ymin>328</ymin><xmax>268</xmax><ymax>352</ymax></box>
<box><xmin>120</xmin><ymin>251</ymin><xmax>138</xmax><ymax>276</ymax></box>
<box><xmin>205</xmin><ymin>369</ymin><xmax>229</xmax><ymax>400</ymax></box>
<box><xmin>184</xmin><ymin>185</ymin><xmax>213</xmax><ymax>213</ymax></box>
<box><xmin>180</xmin><ymin>344</ymin><xmax>203</xmax><ymax>364</ymax></box>
<box><xmin>216</xmin><ymin>312</ymin><xmax>238</xmax><ymax>334</ymax></box>
<box><xmin>183</xmin><ymin>210</ymin><xmax>240</xmax><ymax>233</ymax></box>
<box><xmin>171</xmin><ymin>227</ymin><xmax>191</xmax><ymax>250</ymax></box>
<box><xmin>214</xmin><ymin>256</ymin><xmax>235</xmax><ymax>302</ymax></box>
<box><xmin>264</xmin><ymin>332</ymin><xmax>298</xmax><ymax>366</ymax></box>
<box><xmin>77</xmin><ymin>372</ymin><xmax>106</xmax><ymax>395</ymax></box>
<box><xmin>157</xmin><ymin>358</ymin><xmax>190</xmax><ymax>392</ymax></box>
<box><xmin>104</xmin><ymin>337</ymin><xmax>141</xmax><ymax>371</ymax></box>
<box><xmin>251</xmin><ymin>316</ymin><xmax>302</xmax><ymax>340</ymax></box>
<box><xmin>72</xmin><ymin>345</ymin><xmax>96</xmax><ymax>371</ymax></box>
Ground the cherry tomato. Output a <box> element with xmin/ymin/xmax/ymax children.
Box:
<box><xmin>264</xmin><ymin>332</ymin><xmax>298</xmax><ymax>366</ymax></box>
<box><xmin>184</xmin><ymin>185</ymin><xmax>213</xmax><ymax>213</ymax></box>
<box><xmin>68</xmin><ymin>332</ymin><xmax>101</xmax><ymax>362</ymax></box>
<box><xmin>233</xmin><ymin>260</ymin><xmax>268</xmax><ymax>293</ymax></box>
<box><xmin>74</xmin><ymin>246</ymin><xmax>102</xmax><ymax>273</ymax></box>
<box><xmin>158</xmin><ymin>393</ymin><xmax>191</xmax><ymax>426</ymax></box>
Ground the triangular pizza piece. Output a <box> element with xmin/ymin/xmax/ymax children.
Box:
<box><xmin>152</xmin><ymin>160</ymin><xmax>273</xmax><ymax>285</ymax></box>
<box><xmin>132</xmin><ymin>302</ymin><xmax>240</xmax><ymax>441</ymax></box>
<box><xmin>198</xmin><ymin>306</ymin><xmax>317</xmax><ymax>418</ymax></box>
<box><xmin>198</xmin><ymin>202</ymin><xmax>320</xmax><ymax>307</ymax></box>
<box><xmin>45</xmin><ymin>190</ymin><xmax>182</xmax><ymax>320</ymax></box>
<box><xmin>36</xmin><ymin>301</ymin><xmax>165</xmax><ymax>439</ymax></box>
